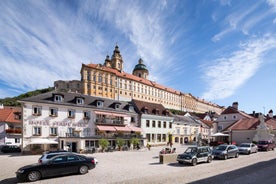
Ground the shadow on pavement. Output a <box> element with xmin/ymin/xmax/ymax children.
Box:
<box><xmin>188</xmin><ymin>158</ymin><xmax>276</xmax><ymax>184</ymax></box>
<box><xmin>0</xmin><ymin>177</ymin><xmax>19</xmax><ymax>184</ymax></box>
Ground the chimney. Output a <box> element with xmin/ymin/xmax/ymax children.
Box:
<box><xmin>232</xmin><ymin>102</ymin><xmax>239</xmax><ymax>110</ymax></box>
<box><xmin>268</xmin><ymin>109</ymin><xmax>273</xmax><ymax>118</ymax></box>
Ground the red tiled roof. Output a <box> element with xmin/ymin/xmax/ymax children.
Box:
<box><xmin>132</xmin><ymin>99</ymin><xmax>168</xmax><ymax>116</ymax></box>
<box><xmin>229</xmin><ymin>118</ymin><xmax>260</xmax><ymax>130</ymax></box>
<box><xmin>221</xmin><ymin>106</ymin><xmax>253</xmax><ymax>119</ymax></box>
<box><xmin>0</xmin><ymin>107</ymin><xmax>21</xmax><ymax>123</ymax></box>
<box><xmin>201</xmin><ymin>120</ymin><xmax>214</xmax><ymax>128</ymax></box>
<box><xmin>265</xmin><ymin>118</ymin><xmax>276</xmax><ymax>129</ymax></box>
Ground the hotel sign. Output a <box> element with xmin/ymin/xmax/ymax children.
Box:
<box><xmin>28</xmin><ymin>120</ymin><xmax>87</xmax><ymax>127</ymax></box>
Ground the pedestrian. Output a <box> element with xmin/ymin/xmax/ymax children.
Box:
<box><xmin>147</xmin><ymin>143</ymin><xmax>151</xmax><ymax>151</ymax></box>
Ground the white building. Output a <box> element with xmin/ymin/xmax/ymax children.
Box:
<box><xmin>132</xmin><ymin>99</ymin><xmax>174</xmax><ymax>146</ymax></box>
<box><xmin>19</xmin><ymin>92</ymin><xmax>140</xmax><ymax>154</ymax></box>
<box><xmin>0</xmin><ymin>106</ymin><xmax>22</xmax><ymax>146</ymax></box>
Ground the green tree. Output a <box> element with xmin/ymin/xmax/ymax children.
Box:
<box><xmin>99</xmin><ymin>138</ymin><xmax>109</xmax><ymax>152</ymax></box>
<box><xmin>116</xmin><ymin>138</ymin><xmax>125</xmax><ymax>151</ymax></box>
<box><xmin>130</xmin><ymin>137</ymin><xmax>140</xmax><ymax>148</ymax></box>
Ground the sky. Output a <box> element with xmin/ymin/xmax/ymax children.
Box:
<box><xmin>1</xmin><ymin>0</ymin><xmax>276</xmax><ymax>114</ymax></box>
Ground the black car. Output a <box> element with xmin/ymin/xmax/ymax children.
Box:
<box><xmin>16</xmin><ymin>154</ymin><xmax>97</xmax><ymax>182</ymax></box>
<box><xmin>1</xmin><ymin>145</ymin><xmax>21</xmax><ymax>153</ymax></box>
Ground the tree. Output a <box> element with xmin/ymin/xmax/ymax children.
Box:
<box><xmin>99</xmin><ymin>138</ymin><xmax>109</xmax><ymax>152</ymax></box>
<box><xmin>130</xmin><ymin>137</ymin><xmax>140</xmax><ymax>149</ymax></box>
<box><xmin>116</xmin><ymin>138</ymin><xmax>125</xmax><ymax>151</ymax></box>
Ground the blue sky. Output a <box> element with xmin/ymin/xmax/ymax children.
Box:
<box><xmin>1</xmin><ymin>0</ymin><xmax>276</xmax><ymax>114</ymax></box>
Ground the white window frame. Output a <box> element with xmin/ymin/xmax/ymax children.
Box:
<box><xmin>49</xmin><ymin>107</ymin><xmax>58</xmax><ymax>117</ymax></box>
<box><xmin>33</xmin><ymin>106</ymin><xmax>42</xmax><ymax>116</ymax></box>
<box><xmin>83</xmin><ymin>111</ymin><xmax>90</xmax><ymax>119</ymax></box>
<box><xmin>33</xmin><ymin>127</ymin><xmax>41</xmax><ymax>136</ymax></box>
<box><xmin>97</xmin><ymin>101</ymin><xmax>103</xmax><ymax>107</ymax></box>
<box><xmin>54</xmin><ymin>95</ymin><xmax>63</xmax><ymax>102</ymax></box>
<box><xmin>50</xmin><ymin>127</ymin><xmax>58</xmax><ymax>136</ymax></box>
<box><xmin>68</xmin><ymin>109</ymin><xmax>75</xmax><ymax>118</ymax></box>
<box><xmin>76</xmin><ymin>98</ymin><xmax>84</xmax><ymax>105</ymax></box>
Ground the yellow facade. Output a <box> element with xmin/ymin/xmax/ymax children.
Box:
<box><xmin>80</xmin><ymin>46</ymin><xmax>223</xmax><ymax>114</ymax></box>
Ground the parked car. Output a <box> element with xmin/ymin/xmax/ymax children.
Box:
<box><xmin>38</xmin><ymin>150</ymin><xmax>69</xmax><ymax>163</ymax></box>
<box><xmin>238</xmin><ymin>143</ymin><xmax>258</xmax><ymax>154</ymax></box>
<box><xmin>16</xmin><ymin>153</ymin><xmax>97</xmax><ymax>182</ymax></box>
<box><xmin>212</xmin><ymin>144</ymin><xmax>239</xmax><ymax>160</ymax></box>
<box><xmin>177</xmin><ymin>146</ymin><xmax>213</xmax><ymax>166</ymax></box>
<box><xmin>257</xmin><ymin>140</ymin><xmax>275</xmax><ymax>151</ymax></box>
<box><xmin>1</xmin><ymin>145</ymin><xmax>21</xmax><ymax>153</ymax></box>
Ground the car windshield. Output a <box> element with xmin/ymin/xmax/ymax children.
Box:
<box><xmin>258</xmin><ymin>141</ymin><xmax>268</xmax><ymax>145</ymax></box>
<box><xmin>216</xmin><ymin>145</ymin><xmax>227</xmax><ymax>150</ymax></box>
<box><xmin>240</xmin><ymin>144</ymin><xmax>250</xmax><ymax>147</ymax></box>
<box><xmin>185</xmin><ymin>147</ymin><xmax>197</xmax><ymax>153</ymax></box>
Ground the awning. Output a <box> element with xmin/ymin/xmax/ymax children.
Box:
<box><xmin>94</xmin><ymin>111</ymin><xmax>127</xmax><ymax>117</ymax></box>
<box><xmin>94</xmin><ymin>111</ymin><xmax>113</xmax><ymax>116</ymax></box>
<box><xmin>211</xmin><ymin>132</ymin><xmax>229</xmax><ymax>137</ymax></box>
<box><xmin>96</xmin><ymin>125</ymin><xmax>116</xmax><ymax>131</ymax></box>
<box><xmin>28</xmin><ymin>138</ymin><xmax>58</xmax><ymax>145</ymax></box>
<box><xmin>128</xmin><ymin>126</ymin><xmax>143</xmax><ymax>132</ymax></box>
<box><xmin>114</xmin><ymin>126</ymin><xmax>131</xmax><ymax>132</ymax></box>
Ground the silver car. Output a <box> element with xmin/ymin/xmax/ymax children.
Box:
<box><xmin>238</xmin><ymin>143</ymin><xmax>258</xmax><ymax>154</ymax></box>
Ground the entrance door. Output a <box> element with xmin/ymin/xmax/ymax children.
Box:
<box><xmin>71</xmin><ymin>142</ymin><xmax>77</xmax><ymax>152</ymax></box>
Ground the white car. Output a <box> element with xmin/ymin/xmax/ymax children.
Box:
<box><xmin>38</xmin><ymin>150</ymin><xmax>70</xmax><ymax>163</ymax></box>
<box><xmin>238</xmin><ymin>143</ymin><xmax>258</xmax><ymax>154</ymax></box>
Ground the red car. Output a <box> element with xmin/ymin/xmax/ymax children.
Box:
<box><xmin>257</xmin><ymin>140</ymin><xmax>275</xmax><ymax>151</ymax></box>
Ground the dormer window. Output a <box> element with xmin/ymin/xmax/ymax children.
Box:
<box><xmin>54</xmin><ymin>95</ymin><xmax>63</xmax><ymax>102</ymax></box>
<box><xmin>76</xmin><ymin>98</ymin><xmax>84</xmax><ymax>105</ymax></box>
<box><xmin>153</xmin><ymin>108</ymin><xmax>160</xmax><ymax>115</ymax></box>
<box><xmin>97</xmin><ymin>101</ymin><xmax>104</xmax><ymax>107</ymax></box>
<box><xmin>114</xmin><ymin>102</ymin><xmax>121</xmax><ymax>109</ymax></box>
<box><xmin>128</xmin><ymin>105</ymin><xmax>134</xmax><ymax>112</ymax></box>
<box><xmin>142</xmin><ymin>107</ymin><xmax>148</xmax><ymax>114</ymax></box>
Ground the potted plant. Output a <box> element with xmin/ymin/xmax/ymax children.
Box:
<box><xmin>99</xmin><ymin>138</ymin><xmax>109</xmax><ymax>152</ymax></box>
<box><xmin>116</xmin><ymin>138</ymin><xmax>125</xmax><ymax>151</ymax></box>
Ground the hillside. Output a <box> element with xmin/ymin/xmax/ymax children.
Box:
<box><xmin>0</xmin><ymin>87</ymin><xmax>54</xmax><ymax>106</ymax></box>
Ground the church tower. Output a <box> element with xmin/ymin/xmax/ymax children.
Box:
<box><xmin>104</xmin><ymin>55</ymin><xmax>111</xmax><ymax>67</ymax></box>
<box><xmin>132</xmin><ymin>58</ymin><xmax>149</xmax><ymax>79</ymax></box>
<box><xmin>110</xmin><ymin>45</ymin><xmax>123</xmax><ymax>71</ymax></box>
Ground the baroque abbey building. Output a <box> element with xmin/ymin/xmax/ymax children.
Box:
<box><xmin>78</xmin><ymin>45</ymin><xmax>223</xmax><ymax>114</ymax></box>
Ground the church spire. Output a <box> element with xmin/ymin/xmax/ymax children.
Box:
<box><xmin>111</xmin><ymin>44</ymin><xmax>124</xmax><ymax>71</ymax></box>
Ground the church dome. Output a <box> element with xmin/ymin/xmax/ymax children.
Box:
<box><xmin>133</xmin><ymin>58</ymin><xmax>148</xmax><ymax>72</ymax></box>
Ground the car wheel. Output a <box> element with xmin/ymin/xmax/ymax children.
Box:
<box><xmin>235</xmin><ymin>153</ymin><xmax>239</xmax><ymax>158</ymax></box>
<box><xmin>79</xmin><ymin>165</ymin><xmax>88</xmax><ymax>174</ymax></box>
<box><xmin>27</xmin><ymin>171</ymin><xmax>41</xmax><ymax>182</ymax></box>
<box><xmin>248</xmin><ymin>151</ymin><xmax>251</xmax><ymax>155</ymax></box>
<box><xmin>223</xmin><ymin>155</ymin><xmax>227</xmax><ymax>160</ymax></box>
<box><xmin>207</xmin><ymin>156</ymin><xmax>212</xmax><ymax>163</ymax></box>
<box><xmin>191</xmin><ymin>158</ymin><xmax>197</xmax><ymax>166</ymax></box>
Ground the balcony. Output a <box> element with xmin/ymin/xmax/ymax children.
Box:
<box><xmin>95</xmin><ymin>118</ymin><xmax>124</xmax><ymax>126</ymax></box>
<box><xmin>6</xmin><ymin>129</ymin><xmax>22</xmax><ymax>134</ymax></box>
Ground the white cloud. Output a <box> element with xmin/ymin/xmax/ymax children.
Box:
<box><xmin>212</xmin><ymin>2</ymin><xmax>262</xmax><ymax>41</ymax></box>
<box><xmin>267</xmin><ymin>0</ymin><xmax>276</xmax><ymax>11</ymax></box>
<box><xmin>202</xmin><ymin>35</ymin><xmax>276</xmax><ymax>100</ymax></box>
